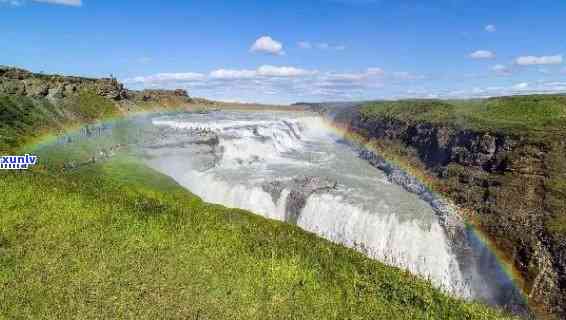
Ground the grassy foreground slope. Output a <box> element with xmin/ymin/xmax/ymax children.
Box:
<box><xmin>0</xmin><ymin>76</ymin><xmax>512</xmax><ymax>319</ymax></box>
<box><xmin>0</xmin><ymin>157</ymin><xmax>512</xmax><ymax>320</ymax></box>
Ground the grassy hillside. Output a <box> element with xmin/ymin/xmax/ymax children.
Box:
<box><xmin>0</xmin><ymin>92</ymin><xmax>120</xmax><ymax>152</ymax></box>
<box><xmin>0</xmin><ymin>156</ymin><xmax>513</xmax><ymax>319</ymax></box>
<box><xmin>360</xmin><ymin>95</ymin><xmax>566</xmax><ymax>137</ymax></box>
<box><xmin>0</xmin><ymin>88</ymin><xmax>515</xmax><ymax>319</ymax></box>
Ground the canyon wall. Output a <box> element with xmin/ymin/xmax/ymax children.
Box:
<box><xmin>327</xmin><ymin>103</ymin><xmax>566</xmax><ymax>318</ymax></box>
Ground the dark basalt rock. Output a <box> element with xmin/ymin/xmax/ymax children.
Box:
<box><xmin>357</xmin><ymin>148</ymin><xmax>465</xmax><ymax>239</ymax></box>
<box><xmin>285</xmin><ymin>176</ymin><xmax>337</xmax><ymax>223</ymax></box>
<box><xmin>262</xmin><ymin>176</ymin><xmax>337</xmax><ymax>224</ymax></box>
<box><xmin>262</xmin><ymin>180</ymin><xmax>286</xmax><ymax>204</ymax></box>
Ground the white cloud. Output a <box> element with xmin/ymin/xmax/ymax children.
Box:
<box><xmin>124</xmin><ymin>72</ymin><xmax>205</xmax><ymax>84</ymax></box>
<box><xmin>0</xmin><ymin>0</ymin><xmax>24</xmax><ymax>6</ymax></box>
<box><xmin>419</xmin><ymin>82</ymin><xmax>566</xmax><ymax>100</ymax></box>
<box><xmin>392</xmin><ymin>72</ymin><xmax>424</xmax><ymax>80</ymax></box>
<box><xmin>515</xmin><ymin>55</ymin><xmax>563</xmax><ymax>65</ymax></box>
<box><xmin>250</xmin><ymin>36</ymin><xmax>284</xmax><ymax>55</ymax></box>
<box><xmin>366</xmin><ymin>67</ymin><xmax>385</xmax><ymax>76</ymax></box>
<box><xmin>542</xmin><ymin>82</ymin><xmax>566</xmax><ymax>91</ymax></box>
<box><xmin>124</xmin><ymin>64</ymin><xmax>566</xmax><ymax>104</ymax></box>
<box><xmin>210</xmin><ymin>69</ymin><xmax>257</xmax><ymax>80</ymax></box>
<box><xmin>322</xmin><ymin>68</ymin><xmax>385</xmax><ymax>83</ymax></box>
<box><xmin>469</xmin><ymin>50</ymin><xmax>495</xmax><ymax>59</ymax></box>
<box><xmin>485</xmin><ymin>24</ymin><xmax>496</xmax><ymax>32</ymax></box>
<box><xmin>124</xmin><ymin>65</ymin><xmax>391</xmax><ymax>103</ymax></box>
<box><xmin>210</xmin><ymin>66</ymin><xmax>317</xmax><ymax>79</ymax></box>
<box><xmin>513</xmin><ymin>82</ymin><xmax>529</xmax><ymax>90</ymax></box>
<box><xmin>256</xmin><ymin>65</ymin><xmax>317</xmax><ymax>77</ymax></box>
<box><xmin>325</xmin><ymin>73</ymin><xmax>367</xmax><ymax>81</ymax></box>
<box><xmin>298</xmin><ymin>41</ymin><xmax>345</xmax><ymax>51</ymax></box>
<box><xmin>317</xmin><ymin>42</ymin><xmax>346</xmax><ymax>50</ymax></box>
<box><xmin>34</xmin><ymin>0</ymin><xmax>81</xmax><ymax>6</ymax></box>
<box><xmin>2</xmin><ymin>0</ymin><xmax>81</xmax><ymax>6</ymax></box>
<box><xmin>492</xmin><ymin>64</ymin><xmax>512</xmax><ymax>76</ymax></box>
<box><xmin>131</xmin><ymin>65</ymin><xmax>319</xmax><ymax>84</ymax></box>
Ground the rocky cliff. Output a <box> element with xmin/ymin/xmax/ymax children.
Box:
<box><xmin>0</xmin><ymin>66</ymin><xmax>191</xmax><ymax>104</ymax></box>
<box><xmin>326</xmin><ymin>100</ymin><xmax>566</xmax><ymax>318</ymax></box>
<box><xmin>0</xmin><ymin>66</ymin><xmax>128</xmax><ymax>100</ymax></box>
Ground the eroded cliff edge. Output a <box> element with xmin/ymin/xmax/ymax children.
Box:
<box><xmin>318</xmin><ymin>97</ymin><xmax>566</xmax><ymax>318</ymax></box>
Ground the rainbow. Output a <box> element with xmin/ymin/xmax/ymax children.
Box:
<box><xmin>17</xmin><ymin>108</ymin><xmax>184</xmax><ymax>154</ymax></box>
<box><xmin>18</xmin><ymin>109</ymin><xmax>530</xmax><ymax>307</ymax></box>
<box><xmin>317</xmin><ymin>116</ymin><xmax>530</xmax><ymax>305</ymax></box>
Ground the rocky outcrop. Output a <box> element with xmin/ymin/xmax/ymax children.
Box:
<box><xmin>329</xmin><ymin>106</ymin><xmax>566</xmax><ymax>318</ymax></box>
<box><xmin>0</xmin><ymin>66</ymin><xmax>128</xmax><ymax>101</ymax></box>
<box><xmin>95</xmin><ymin>78</ymin><xmax>128</xmax><ymax>100</ymax></box>
<box><xmin>130</xmin><ymin>89</ymin><xmax>190</xmax><ymax>102</ymax></box>
<box><xmin>262</xmin><ymin>176</ymin><xmax>337</xmax><ymax>223</ymax></box>
<box><xmin>0</xmin><ymin>66</ymin><xmax>189</xmax><ymax>104</ymax></box>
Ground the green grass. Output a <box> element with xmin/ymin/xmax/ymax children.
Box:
<box><xmin>63</xmin><ymin>90</ymin><xmax>119</xmax><ymax>121</ymax></box>
<box><xmin>0</xmin><ymin>95</ymin><xmax>65</xmax><ymax>151</ymax></box>
<box><xmin>546</xmin><ymin>214</ymin><xmax>566</xmax><ymax>236</ymax></box>
<box><xmin>0</xmin><ymin>91</ymin><xmax>120</xmax><ymax>152</ymax></box>
<box><xmin>360</xmin><ymin>95</ymin><xmax>566</xmax><ymax>136</ymax></box>
<box><xmin>544</xmin><ymin>143</ymin><xmax>566</xmax><ymax>238</ymax></box>
<box><xmin>0</xmin><ymin>155</ymin><xmax>513</xmax><ymax>319</ymax></box>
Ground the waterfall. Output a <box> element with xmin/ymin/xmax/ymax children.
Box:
<box><xmin>143</xmin><ymin>111</ymin><xmax>523</xmax><ymax>307</ymax></box>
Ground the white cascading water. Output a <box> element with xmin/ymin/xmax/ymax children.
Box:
<box><xmin>143</xmin><ymin>111</ymin><xmax>521</xmax><ymax>306</ymax></box>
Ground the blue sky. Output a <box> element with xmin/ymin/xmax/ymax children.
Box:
<box><xmin>1</xmin><ymin>0</ymin><xmax>566</xmax><ymax>104</ymax></box>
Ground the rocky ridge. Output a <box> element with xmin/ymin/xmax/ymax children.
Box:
<box><xmin>0</xmin><ymin>66</ymin><xmax>190</xmax><ymax>104</ymax></box>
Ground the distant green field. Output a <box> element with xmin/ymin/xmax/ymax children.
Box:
<box><xmin>360</xmin><ymin>95</ymin><xmax>566</xmax><ymax>136</ymax></box>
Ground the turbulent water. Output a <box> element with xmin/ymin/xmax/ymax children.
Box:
<box><xmin>140</xmin><ymin>110</ymin><xmax>524</xmax><ymax>310</ymax></box>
